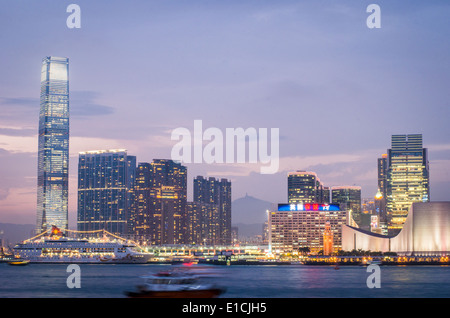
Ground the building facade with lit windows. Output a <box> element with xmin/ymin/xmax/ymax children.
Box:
<box><xmin>386</xmin><ymin>134</ymin><xmax>429</xmax><ymax>234</ymax></box>
<box><xmin>268</xmin><ymin>203</ymin><xmax>348</xmax><ymax>254</ymax></box>
<box><xmin>128</xmin><ymin>162</ymin><xmax>154</xmax><ymax>242</ymax></box>
<box><xmin>129</xmin><ymin>159</ymin><xmax>187</xmax><ymax>245</ymax></box>
<box><xmin>186</xmin><ymin>201</ymin><xmax>220</xmax><ymax>245</ymax></box>
<box><xmin>77</xmin><ymin>149</ymin><xmax>136</xmax><ymax>235</ymax></box>
<box><xmin>331</xmin><ymin>186</ymin><xmax>361</xmax><ymax>218</ymax></box>
<box><xmin>150</xmin><ymin>185</ymin><xmax>186</xmax><ymax>245</ymax></box>
<box><xmin>36</xmin><ymin>56</ymin><xmax>70</xmax><ymax>234</ymax></box>
<box><xmin>193</xmin><ymin>176</ymin><xmax>232</xmax><ymax>245</ymax></box>
<box><xmin>378</xmin><ymin>154</ymin><xmax>388</xmax><ymax>200</ymax></box>
<box><xmin>288</xmin><ymin>171</ymin><xmax>327</xmax><ymax>204</ymax></box>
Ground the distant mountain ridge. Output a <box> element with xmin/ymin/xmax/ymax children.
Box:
<box><xmin>232</xmin><ymin>194</ymin><xmax>274</xmax><ymax>237</ymax></box>
<box><xmin>232</xmin><ymin>193</ymin><xmax>274</xmax><ymax>225</ymax></box>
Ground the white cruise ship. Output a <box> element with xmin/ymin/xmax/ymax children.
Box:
<box><xmin>13</xmin><ymin>226</ymin><xmax>152</xmax><ymax>264</ymax></box>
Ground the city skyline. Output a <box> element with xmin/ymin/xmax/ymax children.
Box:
<box><xmin>1</xmin><ymin>1</ymin><xmax>450</xmax><ymax>226</ymax></box>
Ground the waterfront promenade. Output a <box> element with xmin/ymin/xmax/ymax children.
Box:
<box><xmin>141</xmin><ymin>245</ymin><xmax>450</xmax><ymax>266</ymax></box>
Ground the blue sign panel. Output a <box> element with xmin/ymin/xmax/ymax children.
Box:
<box><xmin>278</xmin><ymin>203</ymin><xmax>340</xmax><ymax>211</ymax></box>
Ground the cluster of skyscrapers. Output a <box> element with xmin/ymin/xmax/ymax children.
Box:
<box><xmin>270</xmin><ymin>172</ymin><xmax>361</xmax><ymax>254</ymax></box>
<box><xmin>35</xmin><ymin>57</ymin><xmax>231</xmax><ymax>246</ymax></box>
<box><xmin>287</xmin><ymin>171</ymin><xmax>362</xmax><ymax>223</ymax></box>
<box><xmin>35</xmin><ymin>56</ymin><xmax>433</xmax><ymax>253</ymax></box>
<box><xmin>77</xmin><ymin>152</ymin><xmax>232</xmax><ymax>245</ymax></box>
<box><xmin>269</xmin><ymin>134</ymin><xmax>431</xmax><ymax>254</ymax></box>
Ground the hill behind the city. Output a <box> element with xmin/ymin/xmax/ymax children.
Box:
<box><xmin>232</xmin><ymin>194</ymin><xmax>274</xmax><ymax>237</ymax></box>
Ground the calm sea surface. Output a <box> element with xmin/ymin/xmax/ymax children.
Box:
<box><xmin>0</xmin><ymin>263</ymin><xmax>449</xmax><ymax>298</ymax></box>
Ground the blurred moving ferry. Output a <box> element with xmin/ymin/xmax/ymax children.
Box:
<box><xmin>125</xmin><ymin>269</ymin><xmax>225</xmax><ymax>298</ymax></box>
<box><xmin>13</xmin><ymin>226</ymin><xmax>152</xmax><ymax>264</ymax></box>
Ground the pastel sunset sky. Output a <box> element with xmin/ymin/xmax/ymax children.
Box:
<box><xmin>0</xmin><ymin>1</ymin><xmax>449</xmax><ymax>226</ymax></box>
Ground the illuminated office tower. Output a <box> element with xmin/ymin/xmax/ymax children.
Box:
<box><xmin>331</xmin><ymin>186</ymin><xmax>361</xmax><ymax>212</ymax></box>
<box><xmin>193</xmin><ymin>176</ymin><xmax>232</xmax><ymax>245</ymax></box>
<box><xmin>331</xmin><ymin>186</ymin><xmax>362</xmax><ymax>225</ymax></box>
<box><xmin>387</xmin><ymin>134</ymin><xmax>429</xmax><ymax>234</ymax></box>
<box><xmin>377</xmin><ymin>154</ymin><xmax>388</xmax><ymax>233</ymax></box>
<box><xmin>378</xmin><ymin>154</ymin><xmax>388</xmax><ymax>199</ymax></box>
<box><xmin>77</xmin><ymin>150</ymin><xmax>136</xmax><ymax>235</ymax></box>
<box><xmin>36</xmin><ymin>57</ymin><xmax>70</xmax><ymax>233</ymax></box>
<box><xmin>288</xmin><ymin>171</ymin><xmax>325</xmax><ymax>204</ymax></box>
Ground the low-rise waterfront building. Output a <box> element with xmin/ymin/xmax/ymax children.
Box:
<box><xmin>269</xmin><ymin>203</ymin><xmax>348</xmax><ymax>254</ymax></box>
<box><xmin>342</xmin><ymin>202</ymin><xmax>450</xmax><ymax>256</ymax></box>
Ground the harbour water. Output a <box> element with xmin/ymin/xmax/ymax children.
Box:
<box><xmin>1</xmin><ymin>263</ymin><xmax>449</xmax><ymax>298</ymax></box>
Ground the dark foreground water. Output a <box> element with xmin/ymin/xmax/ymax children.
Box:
<box><xmin>1</xmin><ymin>263</ymin><xmax>449</xmax><ymax>298</ymax></box>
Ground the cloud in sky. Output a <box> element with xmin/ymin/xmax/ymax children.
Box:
<box><xmin>0</xmin><ymin>0</ymin><xmax>449</xmax><ymax>224</ymax></box>
<box><xmin>0</xmin><ymin>127</ymin><xmax>36</xmax><ymax>137</ymax></box>
<box><xmin>70</xmin><ymin>91</ymin><xmax>116</xmax><ymax>117</ymax></box>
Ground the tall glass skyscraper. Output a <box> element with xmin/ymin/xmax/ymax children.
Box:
<box><xmin>387</xmin><ymin>134</ymin><xmax>429</xmax><ymax>234</ymax></box>
<box><xmin>36</xmin><ymin>57</ymin><xmax>70</xmax><ymax>233</ymax></box>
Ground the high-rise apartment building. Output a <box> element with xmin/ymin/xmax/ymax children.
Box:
<box><xmin>151</xmin><ymin>185</ymin><xmax>186</xmax><ymax>245</ymax></box>
<box><xmin>186</xmin><ymin>202</ymin><xmax>220</xmax><ymax>245</ymax></box>
<box><xmin>193</xmin><ymin>176</ymin><xmax>232</xmax><ymax>245</ymax></box>
<box><xmin>77</xmin><ymin>149</ymin><xmax>136</xmax><ymax>235</ymax></box>
<box><xmin>151</xmin><ymin>159</ymin><xmax>187</xmax><ymax>245</ymax></box>
<box><xmin>129</xmin><ymin>159</ymin><xmax>187</xmax><ymax>245</ymax></box>
<box><xmin>36</xmin><ymin>57</ymin><xmax>70</xmax><ymax>233</ymax></box>
<box><xmin>386</xmin><ymin>134</ymin><xmax>429</xmax><ymax>234</ymax></box>
<box><xmin>129</xmin><ymin>162</ymin><xmax>153</xmax><ymax>242</ymax></box>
